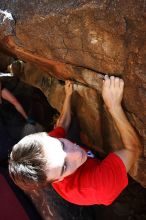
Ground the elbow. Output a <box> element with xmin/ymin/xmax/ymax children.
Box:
<box><xmin>129</xmin><ymin>145</ymin><xmax>142</xmax><ymax>177</ymax></box>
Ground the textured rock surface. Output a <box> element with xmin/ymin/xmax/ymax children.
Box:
<box><xmin>0</xmin><ymin>0</ymin><xmax>146</xmax><ymax>219</ymax></box>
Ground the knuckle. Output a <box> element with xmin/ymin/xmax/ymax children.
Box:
<box><xmin>115</xmin><ymin>77</ymin><xmax>120</xmax><ymax>81</ymax></box>
<box><xmin>104</xmin><ymin>75</ymin><xmax>109</xmax><ymax>79</ymax></box>
<box><xmin>120</xmin><ymin>79</ymin><xmax>124</xmax><ymax>84</ymax></box>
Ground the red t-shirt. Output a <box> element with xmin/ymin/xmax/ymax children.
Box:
<box><xmin>49</xmin><ymin>127</ymin><xmax>128</xmax><ymax>206</ymax></box>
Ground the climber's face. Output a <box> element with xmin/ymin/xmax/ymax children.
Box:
<box><xmin>42</xmin><ymin>136</ymin><xmax>87</xmax><ymax>182</ymax></box>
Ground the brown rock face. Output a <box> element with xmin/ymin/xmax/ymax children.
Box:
<box><xmin>0</xmin><ymin>0</ymin><xmax>146</xmax><ymax>218</ymax></box>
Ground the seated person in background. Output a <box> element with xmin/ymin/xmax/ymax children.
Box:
<box><xmin>9</xmin><ymin>76</ymin><xmax>141</xmax><ymax>206</ymax></box>
<box><xmin>1</xmin><ymin>60</ymin><xmax>35</xmax><ymax>124</ymax></box>
<box><xmin>0</xmin><ymin>81</ymin><xmax>28</xmax><ymax>120</ymax></box>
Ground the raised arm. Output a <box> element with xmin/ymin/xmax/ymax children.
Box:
<box><xmin>55</xmin><ymin>80</ymin><xmax>73</xmax><ymax>132</ymax></box>
<box><xmin>102</xmin><ymin>75</ymin><xmax>141</xmax><ymax>173</ymax></box>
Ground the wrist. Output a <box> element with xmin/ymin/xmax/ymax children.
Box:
<box><xmin>108</xmin><ymin>105</ymin><xmax>123</xmax><ymax>116</ymax></box>
<box><xmin>65</xmin><ymin>94</ymin><xmax>72</xmax><ymax>99</ymax></box>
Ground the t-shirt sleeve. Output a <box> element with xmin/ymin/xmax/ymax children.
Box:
<box><xmin>93</xmin><ymin>152</ymin><xmax>128</xmax><ymax>205</ymax></box>
<box><xmin>48</xmin><ymin>127</ymin><xmax>66</xmax><ymax>138</ymax></box>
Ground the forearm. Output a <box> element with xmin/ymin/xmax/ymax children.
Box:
<box><xmin>56</xmin><ymin>95</ymin><xmax>72</xmax><ymax>131</ymax></box>
<box><xmin>109</xmin><ymin>106</ymin><xmax>141</xmax><ymax>155</ymax></box>
<box><xmin>102</xmin><ymin>75</ymin><xmax>141</xmax><ymax>172</ymax></box>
